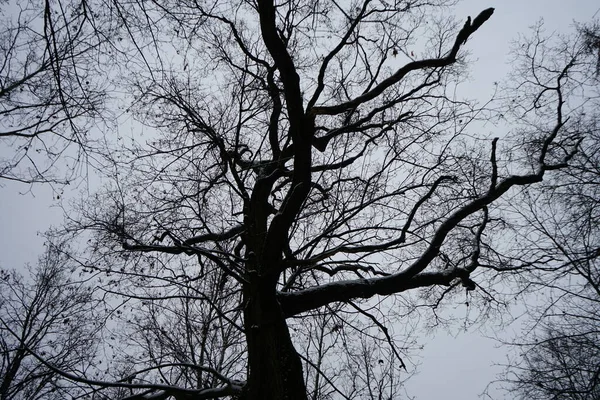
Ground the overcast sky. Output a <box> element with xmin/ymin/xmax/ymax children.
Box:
<box><xmin>1</xmin><ymin>1</ymin><xmax>599</xmax><ymax>399</ymax></box>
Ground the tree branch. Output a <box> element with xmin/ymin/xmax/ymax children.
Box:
<box><xmin>309</xmin><ymin>8</ymin><xmax>495</xmax><ymax>116</ymax></box>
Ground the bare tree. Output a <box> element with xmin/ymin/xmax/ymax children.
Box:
<box><xmin>0</xmin><ymin>0</ymin><xmax>110</xmax><ymax>184</ymax></box>
<box><xmin>0</xmin><ymin>243</ymin><xmax>101</xmax><ymax>400</ymax></box>
<box><xmin>21</xmin><ymin>1</ymin><xmax>592</xmax><ymax>399</ymax></box>
<box><xmin>499</xmin><ymin>130</ymin><xmax>600</xmax><ymax>400</ymax></box>
<box><xmin>108</xmin><ymin>265</ymin><xmax>247</xmax><ymax>397</ymax></box>
<box><xmin>490</xmin><ymin>21</ymin><xmax>600</xmax><ymax>400</ymax></box>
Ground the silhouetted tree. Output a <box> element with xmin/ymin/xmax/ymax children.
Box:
<box><xmin>15</xmin><ymin>1</ymin><xmax>593</xmax><ymax>399</ymax></box>
<box><xmin>0</xmin><ymin>0</ymin><xmax>109</xmax><ymax>184</ymax></box>
<box><xmin>501</xmin><ymin>131</ymin><xmax>600</xmax><ymax>400</ymax></box>
<box><xmin>494</xmin><ymin>21</ymin><xmax>600</xmax><ymax>400</ymax></box>
<box><xmin>0</xmin><ymin>243</ymin><xmax>101</xmax><ymax>399</ymax></box>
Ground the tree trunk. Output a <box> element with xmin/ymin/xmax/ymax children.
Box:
<box><xmin>0</xmin><ymin>346</ymin><xmax>25</xmax><ymax>400</ymax></box>
<box><xmin>242</xmin><ymin>278</ymin><xmax>307</xmax><ymax>400</ymax></box>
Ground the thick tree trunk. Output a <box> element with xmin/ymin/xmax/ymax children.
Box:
<box><xmin>0</xmin><ymin>347</ymin><xmax>25</xmax><ymax>400</ymax></box>
<box><xmin>242</xmin><ymin>279</ymin><xmax>307</xmax><ymax>400</ymax></box>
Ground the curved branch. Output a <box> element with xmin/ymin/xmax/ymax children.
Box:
<box><xmin>19</xmin><ymin>345</ymin><xmax>244</xmax><ymax>400</ymax></box>
<box><xmin>279</xmin><ymin>167</ymin><xmax>556</xmax><ymax>317</ymax></box>
<box><xmin>309</xmin><ymin>8</ymin><xmax>495</xmax><ymax>116</ymax></box>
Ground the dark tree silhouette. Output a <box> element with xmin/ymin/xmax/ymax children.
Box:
<box><xmin>9</xmin><ymin>1</ymin><xmax>592</xmax><ymax>399</ymax></box>
<box><xmin>502</xmin><ymin>129</ymin><xmax>600</xmax><ymax>400</ymax></box>
<box><xmin>491</xmin><ymin>21</ymin><xmax>600</xmax><ymax>400</ymax></box>
<box><xmin>0</xmin><ymin>0</ymin><xmax>109</xmax><ymax>184</ymax></box>
<box><xmin>0</xmin><ymin>244</ymin><xmax>102</xmax><ymax>400</ymax></box>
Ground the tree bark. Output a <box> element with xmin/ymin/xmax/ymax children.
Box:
<box><xmin>242</xmin><ymin>276</ymin><xmax>307</xmax><ymax>400</ymax></box>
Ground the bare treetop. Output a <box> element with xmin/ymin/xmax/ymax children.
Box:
<box><xmin>2</xmin><ymin>1</ymin><xmax>595</xmax><ymax>399</ymax></box>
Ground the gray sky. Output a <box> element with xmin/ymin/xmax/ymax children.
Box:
<box><xmin>1</xmin><ymin>1</ymin><xmax>599</xmax><ymax>399</ymax></box>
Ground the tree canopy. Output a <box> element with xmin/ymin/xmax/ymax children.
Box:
<box><xmin>1</xmin><ymin>1</ymin><xmax>598</xmax><ymax>399</ymax></box>
<box><xmin>496</xmin><ymin>22</ymin><xmax>600</xmax><ymax>400</ymax></box>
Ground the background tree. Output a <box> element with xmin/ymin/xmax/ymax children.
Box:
<box><xmin>501</xmin><ymin>130</ymin><xmax>600</xmax><ymax>400</ymax></box>
<box><xmin>0</xmin><ymin>0</ymin><xmax>110</xmax><ymax>184</ymax></box>
<box><xmin>0</xmin><ymin>243</ymin><xmax>102</xmax><ymax>400</ymax></box>
<box><xmin>490</xmin><ymin>21</ymin><xmax>600</xmax><ymax>400</ymax></box>
<box><xmin>13</xmin><ymin>0</ymin><xmax>589</xmax><ymax>399</ymax></box>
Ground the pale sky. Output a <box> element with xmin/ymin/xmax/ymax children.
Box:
<box><xmin>1</xmin><ymin>1</ymin><xmax>598</xmax><ymax>399</ymax></box>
